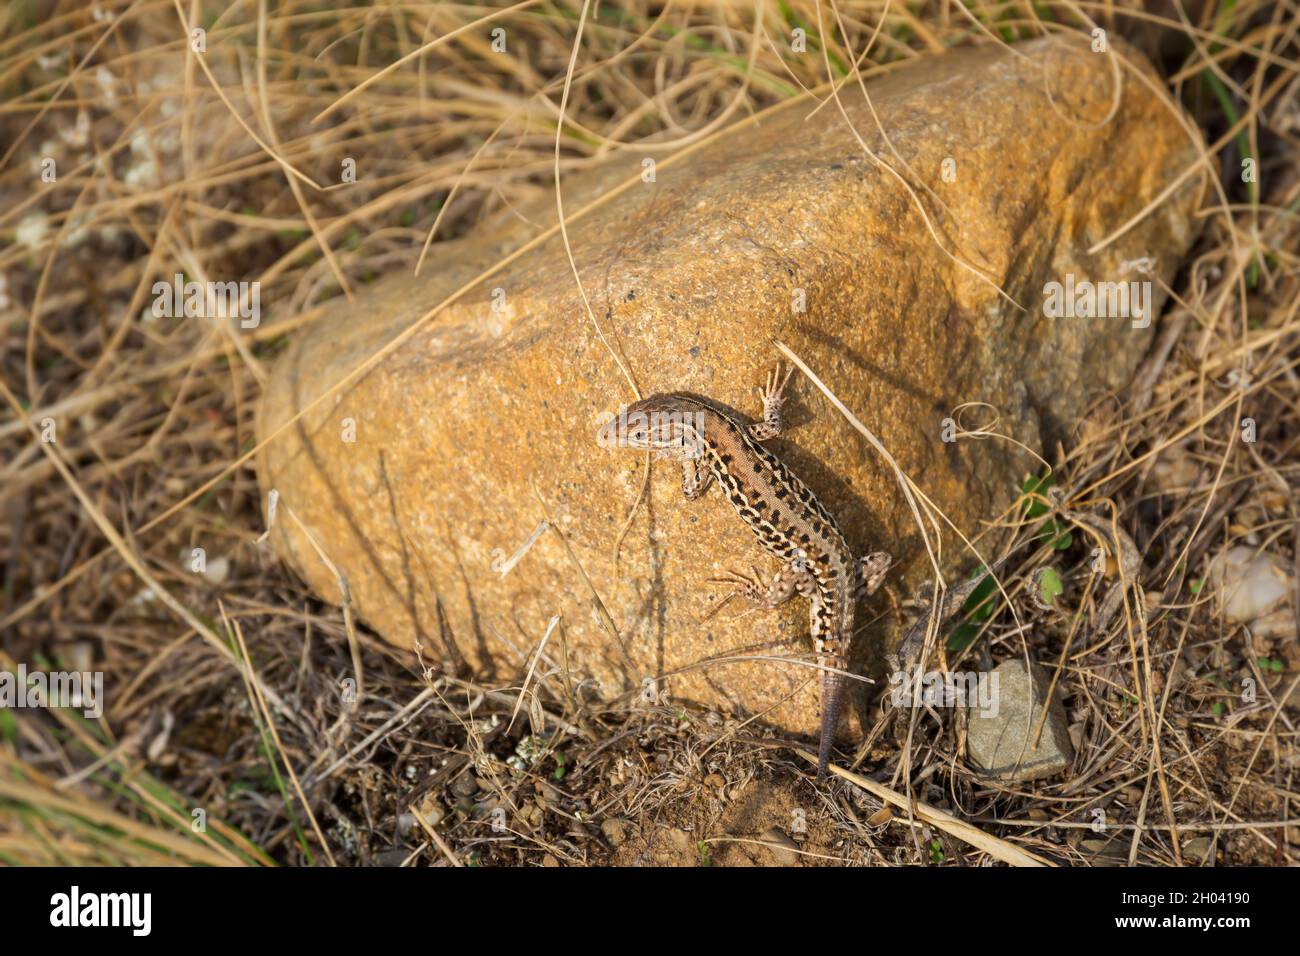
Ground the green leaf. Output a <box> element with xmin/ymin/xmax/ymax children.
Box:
<box><xmin>1021</xmin><ymin>473</ymin><xmax>1055</xmax><ymax>519</ymax></box>
<box><xmin>944</xmin><ymin>567</ymin><xmax>1004</xmax><ymax>650</ymax></box>
<box><xmin>945</xmin><ymin>621</ymin><xmax>979</xmax><ymax>653</ymax></box>
<box><xmin>964</xmin><ymin>568</ymin><xmax>999</xmax><ymax>620</ymax></box>
<box><xmin>1047</xmin><ymin>521</ymin><xmax>1074</xmax><ymax>550</ymax></box>
<box><xmin>1038</xmin><ymin>568</ymin><xmax>1064</xmax><ymax>605</ymax></box>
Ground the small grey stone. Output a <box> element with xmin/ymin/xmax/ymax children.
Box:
<box><xmin>1183</xmin><ymin>836</ymin><xmax>1215</xmax><ymax>865</ymax></box>
<box><xmin>568</xmin><ymin>820</ymin><xmax>593</xmax><ymax>840</ymax></box>
<box><xmin>665</xmin><ymin>828</ymin><xmax>693</xmax><ymax>853</ymax></box>
<box><xmin>521</xmin><ymin>801</ymin><xmax>544</xmax><ymax>827</ymax></box>
<box><xmin>449</xmin><ymin>773</ymin><xmax>478</xmax><ymax>798</ymax></box>
<box><xmin>760</xmin><ymin>827</ymin><xmax>801</xmax><ymax>867</ymax></box>
<box><xmin>601</xmin><ymin>818</ymin><xmax>629</xmax><ymax>846</ymax></box>
<box><xmin>1080</xmin><ymin>837</ymin><xmax>1129</xmax><ymax>866</ymax></box>
<box><xmin>966</xmin><ymin>660</ymin><xmax>1073</xmax><ymax>782</ymax></box>
<box><xmin>374</xmin><ymin>847</ymin><xmax>410</xmax><ymax>867</ymax></box>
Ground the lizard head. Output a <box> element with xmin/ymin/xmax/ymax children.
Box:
<box><xmin>598</xmin><ymin>394</ymin><xmax>706</xmax><ymax>460</ymax></box>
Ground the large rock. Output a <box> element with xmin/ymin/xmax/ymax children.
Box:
<box><xmin>256</xmin><ymin>37</ymin><xmax>1205</xmax><ymax>748</ymax></box>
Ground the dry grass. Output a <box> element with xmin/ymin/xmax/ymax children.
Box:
<box><xmin>1</xmin><ymin>0</ymin><xmax>1298</xmax><ymax>866</ymax></box>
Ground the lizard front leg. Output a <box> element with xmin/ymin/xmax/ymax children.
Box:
<box><xmin>748</xmin><ymin>364</ymin><xmax>796</xmax><ymax>442</ymax></box>
<box><xmin>680</xmin><ymin>455</ymin><xmax>714</xmax><ymax>500</ymax></box>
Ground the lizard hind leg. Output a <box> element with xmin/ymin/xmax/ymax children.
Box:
<box><xmin>855</xmin><ymin>551</ymin><xmax>893</xmax><ymax>599</ymax></box>
<box><xmin>707</xmin><ymin>562</ymin><xmax>812</xmax><ymax>611</ymax></box>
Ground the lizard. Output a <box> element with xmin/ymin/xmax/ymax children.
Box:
<box><xmin>603</xmin><ymin>365</ymin><xmax>891</xmax><ymax>780</ymax></box>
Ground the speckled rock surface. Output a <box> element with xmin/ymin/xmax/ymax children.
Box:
<box><xmin>256</xmin><ymin>37</ymin><xmax>1205</xmax><ymax>749</ymax></box>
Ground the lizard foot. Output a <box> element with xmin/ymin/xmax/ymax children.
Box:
<box><xmin>707</xmin><ymin>566</ymin><xmax>768</xmax><ymax>605</ymax></box>
<box><xmin>748</xmin><ymin>364</ymin><xmax>796</xmax><ymax>441</ymax></box>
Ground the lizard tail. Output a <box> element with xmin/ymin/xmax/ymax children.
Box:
<box><xmin>816</xmin><ymin>667</ymin><xmax>845</xmax><ymax>782</ymax></box>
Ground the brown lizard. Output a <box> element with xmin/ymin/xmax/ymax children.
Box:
<box><xmin>604</xmin><ymin>366</ymin><xmax>891</xmax><ymax>780</ymax></box>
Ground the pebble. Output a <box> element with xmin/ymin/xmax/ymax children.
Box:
<box><xmin>601</xmin><ymin>818</ymin><xmax>629</xmax><ymax>846</ymax></box>
<box><xmin>449</xmin><ymin>773</ymin><xmax>478</xmax><ymax>798</ymax></box>
<box><xmin>760</xmin><ymin>827</ymin><xmax>800</xmax><ymax>866</ymax></box>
